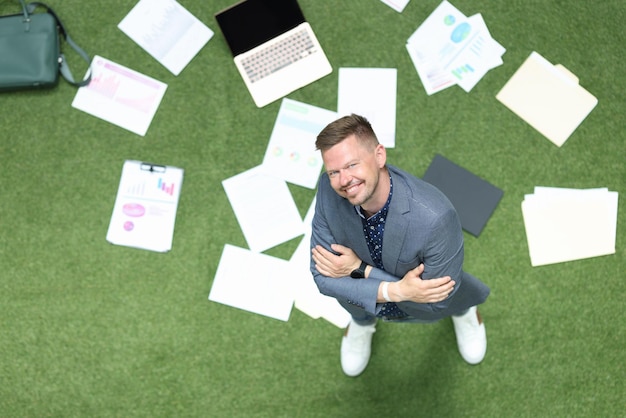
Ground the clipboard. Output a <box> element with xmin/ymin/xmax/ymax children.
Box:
<box><xmin>106</xmin><ymin>160</ymin><xmax>184</xmax><ymax>252</ymax></box>
<box><xmin>496</xmin><ymin>51</ymin><xmax>598</xmax><ymax>147</ymax></box>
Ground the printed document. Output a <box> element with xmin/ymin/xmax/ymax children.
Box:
<box><xmin>118</xmin><ymin>0</ymin><xmax>214</xmax><ymax>75</ymax></box>
<box><xmin>72</xmin><ymin>56</ymin><xmax>167</xmax><ymax>136</ymax></box>
<box><xmin>406</xmin><ymin>1</ymin><xmax>505</xmax><ymax>94</ymax></box>
<box><xmin>262</xmin><ymin>99</ymin><xmax>337</xmax><ymax>189</ymax></box>
<box><xmin>106</xmin><ymin>160</ymin><xmax>183</xmax><ymax>252</ymax></box>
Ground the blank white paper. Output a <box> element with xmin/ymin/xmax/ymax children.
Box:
<box><xmin>209</xmin><ymin>244</ymin><xmax>295</xmax><ymax>321</ymax></box>
<box><xmin>222</xmin><ymin>165</ymin><xmax>305</xmax><ymax>253</ymax></box>
<box><xmin>337</xmin><ymin>68</ymin><xmax>397</xmax><ymax>148</ymax></box>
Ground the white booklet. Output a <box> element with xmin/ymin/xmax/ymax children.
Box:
<box><xmin>72</xmin><ymin>56</ymin><xmax>167</xmax><ymax>136</ymax></box>
<box><xmin>118</xmin><ymin>0</ymin><xmax>214</xmax><ymax>75</ymax></box>
<box><xmin>106</xmin><ymin>160</ymin><xmax>184</xmax><ymax>252</ymax></box>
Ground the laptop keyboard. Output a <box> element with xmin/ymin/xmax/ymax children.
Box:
<box><xmin>241</xmin><ymin>28</ymin><xmax>317</xmax><ymax>83</ymax></box>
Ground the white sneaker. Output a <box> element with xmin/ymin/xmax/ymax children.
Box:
<box><xmin>452</xmin><ymin>306</ymin><xmax>486</xmax><ymax>365</ymax></box>
<box><xmin>340</xmin><ymin>320</ymin><xmax>377</xmax><ymax>377</ymax></box>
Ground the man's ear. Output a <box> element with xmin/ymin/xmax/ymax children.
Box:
<box><xmin>375</xmin><ymin>144</ymin><xmax>387</xmax><ymax>168</ymax></box>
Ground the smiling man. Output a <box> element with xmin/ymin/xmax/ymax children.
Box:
<box><xmin>310</xmin><ymin>114</ymin><xmax>490</xmax><ymax>377</ymax></box>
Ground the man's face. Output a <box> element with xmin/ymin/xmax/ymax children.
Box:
<box><xmin>321</xmin><ymin>134</ymin><xmax>386</xmax><ymax>208</ymax></box>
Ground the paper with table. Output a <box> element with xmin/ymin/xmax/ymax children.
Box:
<box><xmin>521</xmin><ymin>187</ymin><xmax>618</xmax><ymax>266</ymax></box>
<box><xmin>106</xmin><ymin>160</ymin><xmax>183</xmax><ymax>252</ymax></box>
<box><xmin>406</xmin><ymin>1</ymin><xmax>505</xmax><ymax>94</ymax></box>
<box><xmin>118</xmin><ymin>0</ymin><xmax>214</xmax><ymax>76</ymax></box>
<box><xmin>72</xmin><ymin>56</ymin><xmax>167</xmax><ymax>136</ymax></box>
<box><xmin>337</xmin><ymin>68</ymin><xmax>397</xmax><ymax>148</ymax></box>
<box><xmin>496</xmin><ymin>51</ymin><xmax>598</xmax><ymax>147</ymax></box>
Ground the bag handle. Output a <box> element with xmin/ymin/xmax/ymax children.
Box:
<box><xmin>17</xmin><ymin>0</ymin><xmax>30</xmax><ymax>29</ymax></box>
<box><xmin>25</xmin><ymin>1</ymin><xmax>92</xmax><ymax>87</ymax></box>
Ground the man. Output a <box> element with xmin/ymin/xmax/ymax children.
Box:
<box><xmin>310</xmin><ymin>114</ymin><xmax>490</xmax><ymax>377</ymax></box>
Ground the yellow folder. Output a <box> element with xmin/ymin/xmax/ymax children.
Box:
<box><xmin>496</xmin><ymin>51</ymin><xmax>598</xmax><ymax>147</ymax></box>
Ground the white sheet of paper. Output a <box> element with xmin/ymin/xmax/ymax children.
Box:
<box><xmin>209</xmin><ymin>244</ymin><xmax>295</xmax><ymax>321</ymax></box>
<box><xmin>380</xmin><ymin>0</ymin><xmax>410</xmax><ymax>13</ymax></box>
<box><xmin>521</xmin><ymin>188</ymin><xmax>618</xmax><ymax>266</ymax></box>
<box><xmin>262</xmin><ymin>99</ymin><xmax>337</xmax><ymax>189</ymax></box>
<box><xmin>118</xmin><ymin>0</ymin><xmax>214</xmax><ymax>75</ymax></box>
<box><xmin>291</xmin><ymin>238</ymin><xmax>351</xmax><ymax>328</ymax></box>
<box><xmin>106</xmin><ymin>160</ymin><xmax>183</xmax><ymax>252</ymax></box>
<box><xmin>496</xmin><ymin>51</ymin><xmax>598</xmax><ymax>147</ymax></box>
<box><xmin>222</xmin><ymin>165</ymin><xmax>305</xmax><ymax>253</ymax></box>
<box><xmin>337</xmin><ymin>68</ymin><xmax>397</xmax><ymax>148</ymax></box>
<box><xmin>72</xmin><ymin>56</ymin><xmax>167</xmax><ymax>136</ymax></box>
<box><xmin>290</xmin><ymin>197</ymin><xmax>351</xmax><ymax>328</ymax></box>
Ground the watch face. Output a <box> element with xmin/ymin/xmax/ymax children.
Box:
<box><xmin>350</xmin><ymin>269</ymin><xmax>365</xmax><ymax>279</ymax></box>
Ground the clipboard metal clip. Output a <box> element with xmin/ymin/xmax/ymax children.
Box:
<box><xmin>140</xmin><ymin>162</ymin><xmax>166</xmax><ymax>173</ymax></box>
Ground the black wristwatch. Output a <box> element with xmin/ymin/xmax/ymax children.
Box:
<box><xmin>350</xmin><ymin>261</ymin><xmax>367</xmax><ymax>279</ymax></box>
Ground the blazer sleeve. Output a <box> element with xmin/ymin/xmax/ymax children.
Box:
<box><xmin>309</xmin><ymin>179</ymin><xmax>383</xmax><ymax>315</ymax></box>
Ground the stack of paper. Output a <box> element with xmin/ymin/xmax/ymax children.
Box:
<box><xmin>521</xmin><ymin>187</ymin><xmax>618</xmax><ymax>266</ymax></box>
<box><xmin>406</xmin><ymin>0</ymin><xmax>505</xmax><ymax>94</ymax></box>
<box><xmin>496</xmin><ymin>51</ymin><xmax>598</xmax><ymax>147</ymax></box>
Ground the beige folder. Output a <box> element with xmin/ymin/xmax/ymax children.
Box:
<box><xmin>496</xmin><ymin>51</ymin><xmax>598</xmax><ymax>147</ymax></box>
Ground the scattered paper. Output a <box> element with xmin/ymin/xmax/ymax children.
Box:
<box><xmin>521</xmin><ymin>187</ymin><xmax>618</xmax><ymax>266</ymax></box>
<box><xmin>496</xmin><ymin>51</ymin><xmax>598</xmax><ymax>147</ymax></box>
<box><xmin>72</xmin><ymin>56</ymin><xmax>167</xmax><ymax>136</ymax></box>
<box><xmin>106</xmin><ymin>160</ymin><xmax>183</xmax><ymax>252</ymax></box>
<box><xmin>222</xmin><ymin>165</ymin><xmax>305</xmax><ymax>253</ymax></box>
<box><xmin>118</xmin><ymin>0</ymin><xmax>214</xmax><ymax>75</ymax></box>
<box><xmin>406</xmin><ymin>1</ymin><xmax>505</xmax><ymax>94</ymax></box>
<box><xmin>337</xmin><ymin>68</ymin><xmax>397</xmax><ymax>148</ymax></box>
<box><xmin>209</xmin><ymin>244</ymin><xmax>296</xmax><ymax>321</ymax></box>
<box><xmin>262</xmin><ymin>99</ymin><xmax>337</xmax><ymax>189</ymax></box>
<box><xmin>380</xmin><ymin>0</ymin><xmax>410</xmax><ymax>13</ymax></box>
<box><xmin>291</xmin><ymin>197</ymin><xmax>351</xmax><ymax>328</ymax></box>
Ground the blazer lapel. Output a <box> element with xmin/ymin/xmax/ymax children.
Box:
<box><xmin>382</xmin><ymin>169</ymin><xmax>411</xmax><ymax>274</ymax></box>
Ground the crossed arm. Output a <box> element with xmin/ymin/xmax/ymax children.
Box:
<box><xmin>312</xmin><ymin>243</ymin><xmax>455</xmax><ymax>304</ymax></box>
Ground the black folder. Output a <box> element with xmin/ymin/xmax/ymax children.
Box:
<box><xmin>422</xmin><ymin>154</ymin><xmax>503</xmax><ymax>237</ymax></box>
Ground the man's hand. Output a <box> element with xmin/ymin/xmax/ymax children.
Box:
<box><xmin>312</xmin><ymin>244</ymin><xmax>361</xmax><ymax>278</ymax></box>
<box><xmin>386</xmin><ymin>264</ymin><xmax>455</xmax><ymax>304</ymax></box>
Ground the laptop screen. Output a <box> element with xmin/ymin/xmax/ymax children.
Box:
<box><xmin>215</xmin><ymin>0</ymin><xmax>306</xmax><ymax>56</ymax></box>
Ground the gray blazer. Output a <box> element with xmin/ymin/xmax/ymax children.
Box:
<box><xmin>310</xmin><ymin>164</ymin><xmax>490</xmax><ymax>321</ymax></box>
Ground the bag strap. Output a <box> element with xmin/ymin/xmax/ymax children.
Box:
<box><xmin>26</xmin><ymin>1</ymin><xmax>92</xmax><ymax>87</ymax></box>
